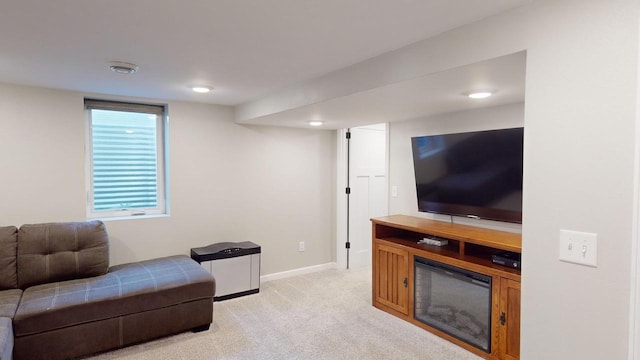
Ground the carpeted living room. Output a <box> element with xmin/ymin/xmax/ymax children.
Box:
<box><xmin>1</xmin><ymin>1</ymin><xmax>640</xmax><ymax>360</ymax></box>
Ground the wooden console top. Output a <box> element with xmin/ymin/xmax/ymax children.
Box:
<box><xmin>371</xmin><ymin>214</ymin><xmax>522</xmax><ymax>253</ymax></box>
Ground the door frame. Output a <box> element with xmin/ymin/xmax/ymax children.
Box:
<box><xmin>630</xmin><ymin>79</ymin><xmax>640</xmax><ymax>360</ymax></box>
<box><xmin>630</xmin><ymin>37</ymin><xmax>640</xmax><ymax>360</ymax></box>
<box><xmin>336</xmin><ymin>128</ymin><xmax>349</xmax><ymax>269</ymax></box>
<box><xmin>631</xmin><ymin>178</ymin><xmax>640</xmax><ymax>360</ymax></box>
<box><xmin>335</xmin><ymin>125</ymin><xmax>390</xmax><ymax>270</ymax></box>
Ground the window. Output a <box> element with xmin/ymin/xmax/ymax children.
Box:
<box><xmin>85</xmin><ymin>99</ymin><xmax>168</xmax><ymax>218</ymax></box>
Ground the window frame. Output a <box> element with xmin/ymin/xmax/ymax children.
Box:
<box><xmin>85</xmin><ymin>99</ymin><xmax>169</xmax><ymax>219</ymax></box>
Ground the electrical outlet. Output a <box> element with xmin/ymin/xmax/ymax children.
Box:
<box><xmin>559</xmin><ymin>229</ymin><xmax>597</xmax><ymax>267</ymax></box>
<box><xmin>299</xmin><ymin>241</ymin><xmax>305</xmax><ymax>252</ymax></box>
<box><xmin>391</xmin><ymin>186</ymin><xmax>398</xmax><ymax>198</ymax></box>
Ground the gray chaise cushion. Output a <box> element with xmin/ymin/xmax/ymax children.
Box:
<box><xmin>0</xmin><ymin>289</ymin><xmax>23</xmax><ymax>318</ymax></box>
<box><xmin>0</xmin><ymin>226</ymin><xmax>18</xmax><ymax>290</ymax></box>
<box><xmin>0</xmin><ymin>317</ymin><xmax>13</xmax><ymax>360</ymax></box>
<box><xmin>13</xmin><ymin>255</ymin><xmax>215</xmax><ymax>337</ymax></box>
<box><xmin>17</xmin><ymin>221</ymin><xmax>109</xmax><ymax>288</ymax></box>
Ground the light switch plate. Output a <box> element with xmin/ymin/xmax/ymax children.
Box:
<box><xmin>559</xmin><ymin>229</ymin><xmax>597</xmax><ymax>267</ymax></box>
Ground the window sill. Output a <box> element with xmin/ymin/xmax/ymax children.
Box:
<box><xmin>88</xmin><ymin>213</ymin><xmax>170</xmax><ymax>222</ymax></box>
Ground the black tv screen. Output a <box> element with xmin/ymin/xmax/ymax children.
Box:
<box><xmin>411</xmin><ymin>127</ymin><xmax>523</xmax><ymax>223</ymax></box>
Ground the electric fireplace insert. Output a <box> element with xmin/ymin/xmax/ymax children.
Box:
<box><xmin>414</xmin><ymin>256</ymin><xmax>492</xmax><ymax>352</ymax></box>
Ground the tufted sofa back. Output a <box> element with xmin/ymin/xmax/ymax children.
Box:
<box><xmin>17</xmin><ymin>221</ymin><xmax>109</xmax><ymax>289</ymax></box>
<box><xmin>0</xmin><ymin>226</ymin><xmax>18</xmax><ymax>290</ymax></box>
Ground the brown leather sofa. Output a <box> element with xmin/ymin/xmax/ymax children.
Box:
<box><xmin>0</xmin><ymin>221</ymin><xmax>215</xmax><ymax>360</ymax></box>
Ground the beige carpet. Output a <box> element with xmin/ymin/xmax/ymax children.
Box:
<box><xmin>87</xmin><ymin>266</ymin><xmax>482</xmax><ymax>360</ymax></box>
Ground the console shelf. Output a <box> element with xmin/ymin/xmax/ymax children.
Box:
<box><xmin>373</xmin><ymin>215</ymin><xmax>521</xmax><ymax>253</ymax></box>
<box><xmin>372</xmin><ymin>214</ymin><xmax>521</xmax><ymax>360</ymax></box>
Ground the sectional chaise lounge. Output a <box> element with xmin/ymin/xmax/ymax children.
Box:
<box><xmin>0</xmin><ymin>220</ymin><xmax>215</xmax><ymax>360</ymax></box>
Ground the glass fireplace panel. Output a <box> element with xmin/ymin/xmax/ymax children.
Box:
<box><xmin>414</xmin><ymin>256</ymin><xmax>492</xmax><ymax>352</ymax></box>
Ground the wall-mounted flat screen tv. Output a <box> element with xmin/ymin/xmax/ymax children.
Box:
<box><xmin>411</xmin><ymin>127</ymin><xmax>523</xmax><ymax>223</ymax></box>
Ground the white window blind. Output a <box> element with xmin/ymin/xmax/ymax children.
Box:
<box><xmin>85</xmin><ymin>100</ymin><xmax>167</xmax><ymax>218</ymax></box>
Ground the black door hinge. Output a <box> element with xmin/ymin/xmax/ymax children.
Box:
<box><xmin>500</xmin><ymin>312</ymin><xmax>506</xmax><ymax>326</ymax></box>
<box><xmin>345</xmin><ymin>242</ymin><xmax>351</xmax><ymax>249</ymax></box>
<box><xmin>346</xmin><ymin>131</ymin><xmax>351</xmax><ymax>139</ymax></box>
<box><xmin>345</xmin><ymin>187</ymin><xmax>351</xmax><ymax>194</ymax></box>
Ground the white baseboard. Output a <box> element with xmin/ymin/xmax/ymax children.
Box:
<box><xmin>261</xmin><ymin>262</ymin><xmax>337</xmax><ymax>283</ymax></box>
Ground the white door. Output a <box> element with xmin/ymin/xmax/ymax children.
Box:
<box><xmin>348</xmin><ymin>124</ymin><xmax>388</xmax><ymax>268</ymax></box>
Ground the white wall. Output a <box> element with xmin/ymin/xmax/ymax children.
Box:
<box><xmin>521</xmin><ymin>1</ymin><xmax>638</xmax><ymax>359</ymax></box>
<box><xmin>0</xmin><ymin>85</ymin><xmax>86</xmax><ymax>222</ymax></box>
<box><xmin>0</xmin><ymin>83</ymin><xmax>336</xmax><ymax>275</ymax></box>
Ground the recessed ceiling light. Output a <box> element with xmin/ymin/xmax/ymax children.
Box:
<box><xmin>309</xmin><ymin>121</ymin><xmax>323</xmax><ymax>127</ymax></box>
<box><xmin>192</xmin><ymin>86</ymin><xmax>212</xmax><ymax>93</ymax></box>
<box><xmin>108</xmin><ymin>61</ymin><xmax>138</xmax><ymax>74</ymax></box>
<box><xmin>468</xmin><ymin>91</ymin><xmax>493</xmax><ymax>99</ymax></box>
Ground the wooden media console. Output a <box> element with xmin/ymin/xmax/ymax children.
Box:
<box><xmin>372</xmin><ymin>214</ymin><xmax>521</xmax><ymax>360</ymax></box>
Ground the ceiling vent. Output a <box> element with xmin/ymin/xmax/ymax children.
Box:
<box><xmin>108</xmin><ymin>62</ymin><xmax>138</xmax><ymax>74</ymax></box>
